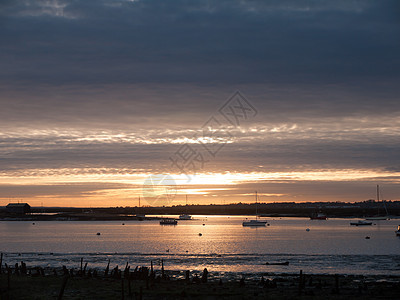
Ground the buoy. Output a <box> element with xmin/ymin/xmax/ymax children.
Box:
<box><xmin>96</xmin><ymin>232</ymin><xmax>101</xmax><ymax>235</ymax></box>
<box><xmin>32</xmin><ymin>223</ymin><xmax>35</xmax><ymax>225</ymax></box>
<box><xmin>267</xmin><ymin>224</ymin><xmax>270</xmax><ymax>226</ymax></box>
<box><xmin>202</xmin><ymin>224</ymin><xmax>205</xmax><ymax>226</ymax></box>
<box><xmin>122</xmin><ymin>223</ymin><xmax>125</xmax><ymax>225</ymax></box>
<box><xmin>306</xmin><ymin>228</ymin><xmax>310</xmax><ymax>232</ymax></box>
<box><xmin>199</xmin><ymin>233</ymin><xmax>202</xmax><ymax>236</ymax></box>
<box><xmin>365</xmin><ymin>236</ymin><xmax>370</xmax><ymax>239</ymax></box>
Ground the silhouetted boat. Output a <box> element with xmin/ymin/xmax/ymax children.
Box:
<box><xmin>243</xmin><ymin>219</ymin><xmax>268</xmax><ymax>226</ymax></box>
<box><xmin>265</xmin><ymin>261</ymin><xmax>289</xmax><ymax>266</ymax></box>
<box><xmin>243</xmin><ymin>191</ymin><xmax>267</xmax><ymax>226</ymax></box>
<box><xmin>310</xmin><ymin>213</ymin><xmax>327</xmax><ymax>220</ymax></box>
<box><xmin>160</xmin><ymin>218</ymin><xmax>177</xmax><ymax>225</ymax></box>
<box><xmin>350</xmin><ymin>220</ymin><xmax>372</xmax><ymax>226</ymax></box>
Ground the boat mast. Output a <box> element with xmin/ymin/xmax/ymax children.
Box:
<box><xmin>377</xmin><ymin>185</ymin><xmax>381</xmax><ymax>216</ymax></box>
<box><xmin>377</xmin><ymin>185</ymin><xmax>380</xmax><ymax>201</ymax></box>
<box><xmin>255</xmin><ymin>191</ymin><xmax>258</xmax><ymax>220</ymax></box>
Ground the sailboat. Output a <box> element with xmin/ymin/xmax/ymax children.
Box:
<box><xmin>242</xmin><ymin>191</ymin><xmax>267</xmax><ymax>226</ymax></box>
<box><xmin>365</xmin><ymin>185</ymin><xmax>389</xmax><ymax>220</ymax></box>
<box><xmin>179</xmin><ymin>195</ymin><xmax>192</xmax><ymax>220</ymax></box>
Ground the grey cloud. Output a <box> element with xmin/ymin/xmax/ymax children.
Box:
<box><xmin>0</xmin><ymin>0</ymin><xmax>399</xmax><ymax>86</ymax></box>
<box><xmin>1</xmin><ymin>127</ymin><xmax>400</xmax><ymax>174</ymax></box>
<box><xmin>0</xmin><ymin>182</ymin><xmax>134</xmax><ymax>198</ymax></box>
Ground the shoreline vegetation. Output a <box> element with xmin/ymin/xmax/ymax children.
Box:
<box><xmin>1</xmin><ymin>257</ymin><xmax>399</xmax><ymax>299</ymax></box>
<box><xmin>1</xmin><ymin>201</ymin><xmax>400</xmax><ymax>221</ymax></box>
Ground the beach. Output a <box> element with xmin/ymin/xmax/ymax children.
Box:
<box><xmin>1</xmin><ymin>266</ymin><xmax>400</xmax><ymax>299</ymax></box>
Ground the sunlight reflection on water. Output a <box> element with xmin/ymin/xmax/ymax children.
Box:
<box><xmin>1</xmin><ymin>216</ymin><xmax>399</xmax><ymax>276</ymax></box>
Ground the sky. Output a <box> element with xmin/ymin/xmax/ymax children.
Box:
<box><xmin>1</xmin><ymin>0</ymin><xmax>400</xmax><ymax>207</ymax></box>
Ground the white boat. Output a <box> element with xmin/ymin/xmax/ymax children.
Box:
<box><xmin>350</xmin><ymin>220</ymin><xmax>372</xmax><ymax>226</ymax></box>
<box><xmin>179</xmin><ymin>214</ymin><xmax>192</xmax><ymax>220</ymax></box>
<box><xmin>396</xmin><ymin>225</ymin><xmax>400</xmax><ymax>236</ymax></box>
<box><xmin>179</xmin><ymin>195</ymin><xmax>192</xmax><ymax>220</ymax></box>
<box><xmin>243</xmin><ymin>191</ymin><xmax>267</xmax><ymax>227</ymax></box>
<box><xmin>364</xmin><ymin>216</ymin><xmax>387</xmax><ymax>221</ymax></box>
<box><xmin>365</xmin><ymin>185</ymin><xmax>390</xmax><ymax>220</ymax></box>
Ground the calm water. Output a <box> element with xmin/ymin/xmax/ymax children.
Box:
<box><xmin>1</xmin><ymin>216</ymin><xmax>400</xmax><ymax>278</ymax></box>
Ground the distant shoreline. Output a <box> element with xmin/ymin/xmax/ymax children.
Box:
<box><xmin>1</xmin><ymin>213</ymin><xmax>400</xmax><ymax>221</ymax></box>
<box><xmin>2</xmin><ymin>200</ymin><xmax>400</xmax><ymax>220</ymax></box>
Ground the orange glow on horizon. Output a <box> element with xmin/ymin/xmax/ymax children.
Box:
<box><xmin>1</xmin><ymin>168</ymin><xmax>400</xmax><ymax>207</ymax></box>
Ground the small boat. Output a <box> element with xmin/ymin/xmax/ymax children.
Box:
<box><xmin>179</xmin><ymin>214</ymin><xmax>192</xmax><ymax>220</ymax></box>
<box><xmin>310</xmin><ymin>213</ymin><xmax>327</xmax><ymax>220</ymax></box>
<box><xmin>365</xmin><ymin>216</ymin><xmax>388</xmax><ymax>220</ymax></box>
<box><xmin>242</xmin><ymin>191</ymin><xmax>267</xmax><ymax>227</ymax></box>
<box><xmin>365</xmin><ymin>185</ymin><xmax>390</xmax><ymax>220</ymax></box>
<box><xmin>350</xmin><ymin>220</ymin><xmax>372</xmax><ymax>226</ymax></box>
<box><xmin>265</xmin><ymin>261</ymin><xmax>289</xmax><ymax>266</ymax></box>
<box><xmin>396</xmin><ymin>225</ymin><xmax>400</xmax><ymax>236</ymax></box>
<box><xmin>179</xmin><ymin>195</ymin><xmax>192</xmax><ymax>220</ymax></box>
<box><xmin>160</xmin><ymin>218</ymin><xmax>178</xmax><ymax>225</ymax></box>
<box><xmin>242</xmin><ymin>219</ymin><xmax>268</xmax><ymax>226</ymax></box>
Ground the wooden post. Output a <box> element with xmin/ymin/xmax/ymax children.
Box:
<box><xmin>83</xmin><ymin>262</ymin><xmax>88</xmax><ymax>276</ymax></box>
<box><xmin>201</xmin><ymin>268</ymin><xmax>208</xmax><ymax>283</ymax></box>
<box><xmin>185</xmin><ymin>270</ymin><xmax>190</xmax><ymax>282</ymax></box>
<box><xmin>58</xmin><ymin>276</ymin><xmax>69</xmax><ymax>300</ymax></box>
<box><xmin>105</xmin><ymin>259</ymin><xmax>110</xmax><ymax>276</ymax></box>
<box><xmin>161</xmin><ymin>259</ymin><xmax>165</xmax><ymax>279</ymax></box>
<box><xmin>0</xmin><ymin>252</ymin><xmax>3</xmax><ymax>274</ymax></box>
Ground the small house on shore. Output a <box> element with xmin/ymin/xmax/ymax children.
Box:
<box><xmin>6</xmin><ymin>203</ymin><xmax>31</xmax><ymax>215</ymax></box>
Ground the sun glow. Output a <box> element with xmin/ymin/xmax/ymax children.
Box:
<box><xmin>1</xmin><ymin>167</ymin><xmax>399</xmax><ymax>207</ymax></box>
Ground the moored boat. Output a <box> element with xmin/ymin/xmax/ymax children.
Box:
<box><xmin>350</xmin><ymin>220</ymin><xmax>372</xmax><ymax>226</ymax></box>
<box><xmin>179</xmin><ymin>195</ymin><xmax>192</xmax><ymax>220</ymax></box>
<box><xmin>242</xmin><ymin>191</ymin><xmax>267</xmax><ymax>227</ymax></box>
<box><xmin>365</xmin><ymin>185</ymin><xmax>390</xmax><ymax>220</ymax></box>
<box><xmin>265</xmin><ymin>261</ymin><xmax>289</xmax><ymax>266</ymax></box>
<box><xmin>310</xmin><ymin>213</ymin><xmax>327</xmax><ymax>220</ymax></box>
<box><xmin>179</xmin><ymin>214</ymin><xmax>192</xmax><ymax>220</ymax></box>
<box><xmin>242</xmin><ymin>219</ymin><xmax>267</xmax><ymax>226</ymax></box>
<box><xmin>160</xmin><ymin>218</ymin><xmax>178</xmax><ymax>225</ymax></box>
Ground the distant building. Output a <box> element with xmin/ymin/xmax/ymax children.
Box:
<box><xmin>6</xmin><ymin>203</ymin><xmax>31</xmax><ymax>215</ymax></box>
